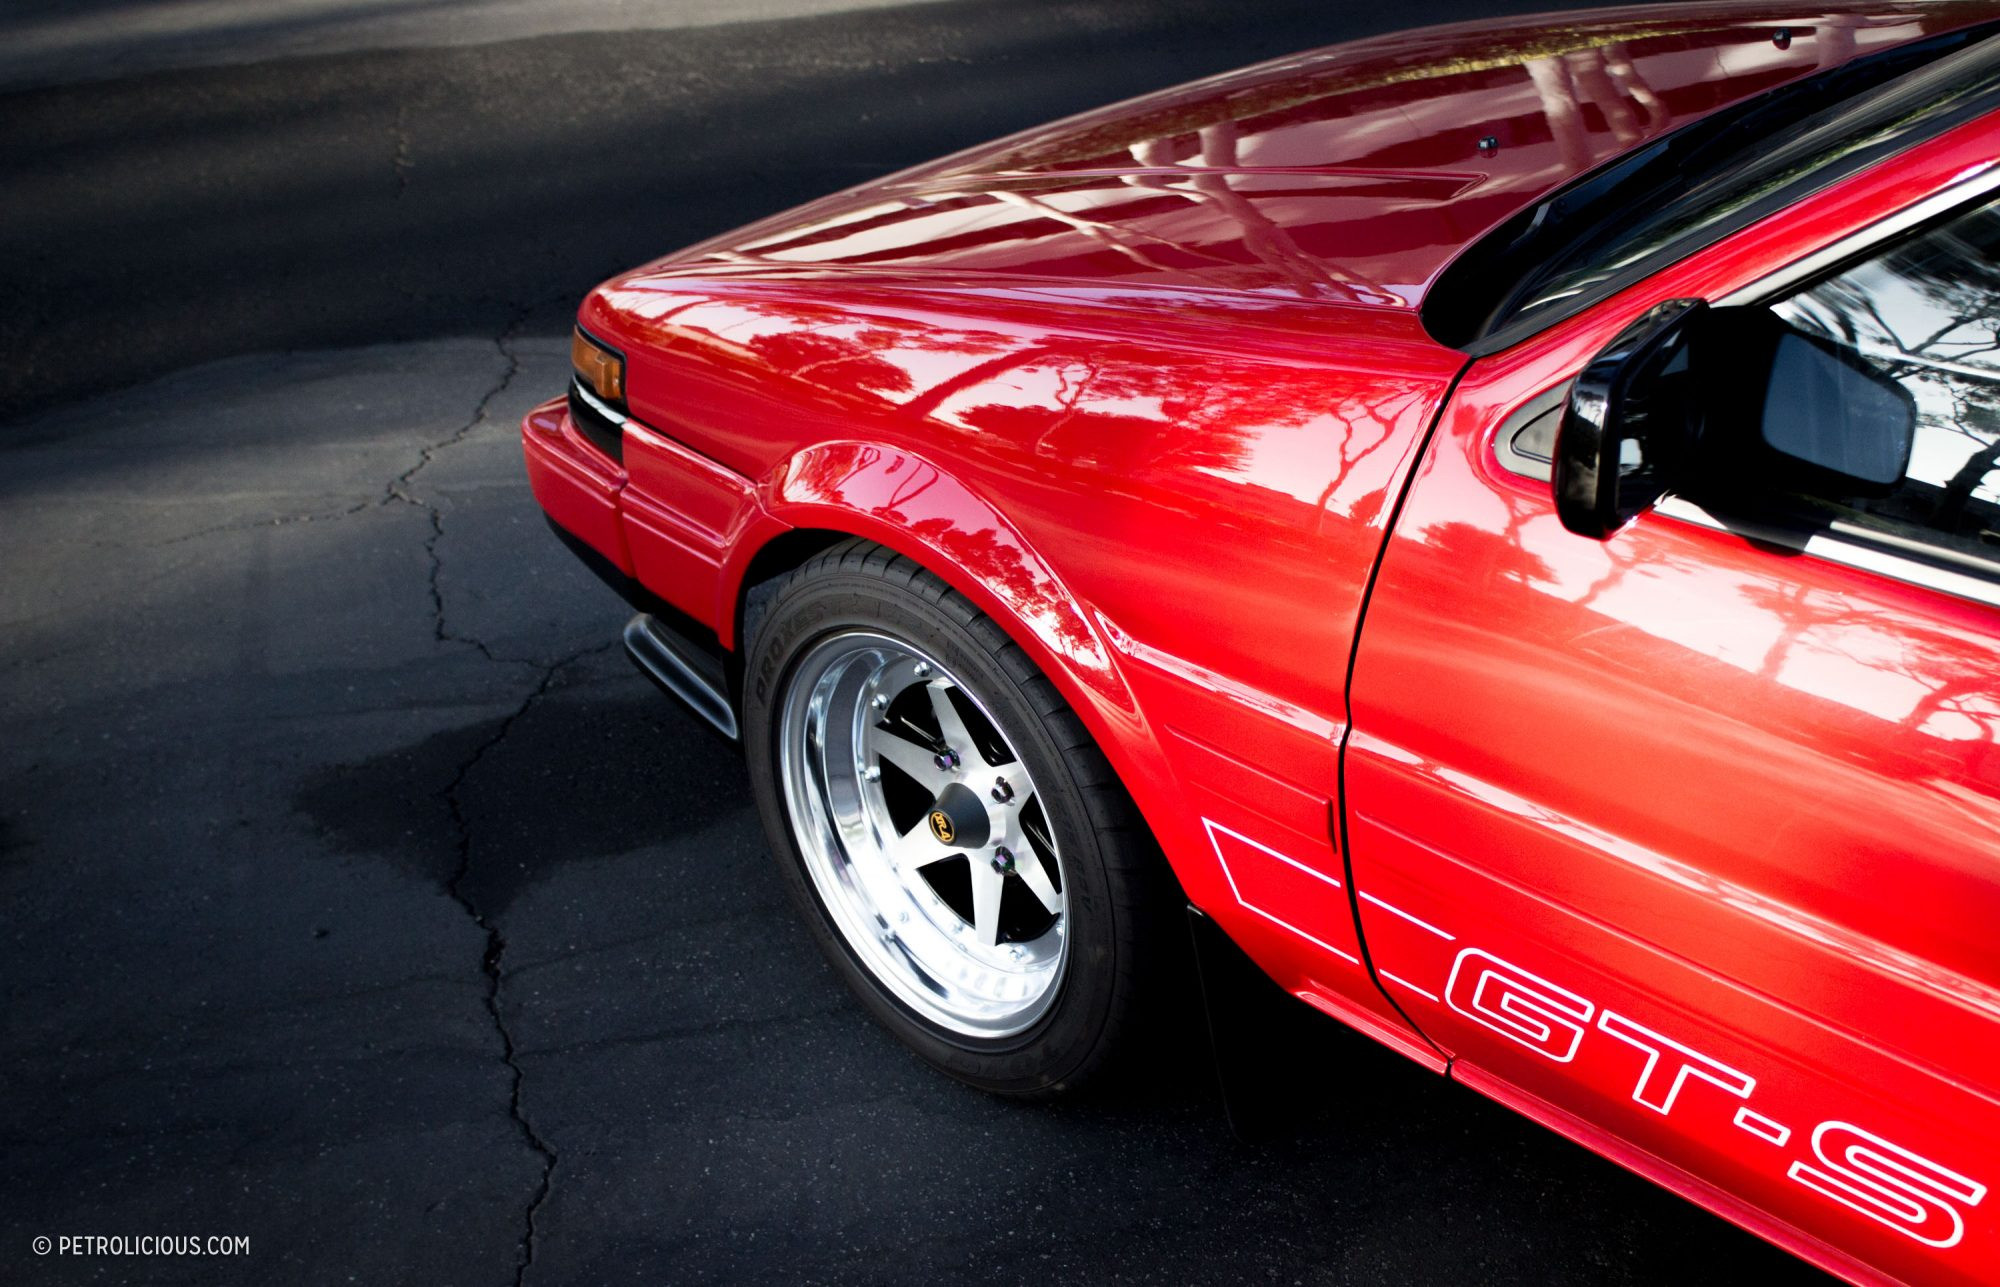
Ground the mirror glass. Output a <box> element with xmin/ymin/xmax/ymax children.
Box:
<box><xmin>1765</xmin><ymin>195</ymin><xmax>2000</xmax><ymax>572</ymax></box>
<box><xmin>1757</xmin><ymin>330</ymin><xmax>1914</xmax><ymax>486</ymax></box>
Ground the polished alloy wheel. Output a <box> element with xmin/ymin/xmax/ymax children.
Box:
<box><xmin>779</xmin><ymin>630</ymin><xmax>1067</xmax><ymax>1038</ymax></box>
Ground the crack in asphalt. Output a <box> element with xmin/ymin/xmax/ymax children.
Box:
<box><xmin>153</xmin><ymin>319</ymin><xmax>531</xmax><ymax>551</ymax></box>
<box><xmin>392</xmin><ymin>310</ymin><xmax>530</xmax><ymax>508</ymax></box>
<box><xmin>154</xmin><ymin>491</ymin><xmax>383</xmax><ymax>548</ymax></box>
<box><xmin>23</xmin><ymin>315</ymin><xmax>615</xmax><ymax>1277</ymax></box>
<box><xmin>413</xmin><ymin>317</ymin><xmax>617</xmax><ymax>1286</ymax></box>
<box><xmin>393</xmin><ymin>310</ymin><xmax>536</xmax><ymax>667</ymax></box>
<box><xmin>439</xmin><ymin>639</ymin><xmax>615</xmax><ymax>1287</ymax></box>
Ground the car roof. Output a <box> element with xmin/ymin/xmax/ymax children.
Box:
<box><xmin>659</xmin><ymin>3</ymin><xmax>2000</xmax><ymax>315</ymax></box>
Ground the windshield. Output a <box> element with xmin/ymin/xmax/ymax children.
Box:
<box><xmin>1423</xmin><ymin>24</ymin><xmax>2000</xmax><ymax>353</ymax></box>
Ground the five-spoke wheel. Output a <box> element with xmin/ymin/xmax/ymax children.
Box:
<box><xmin>745</xmin><ymin>539</ymin><xmax>1176</xmax><ymax>1093</ymax></box>
<box><xmin>780</xmin><ymin>633</ymin><xmax>1068</xmax><ymax>1037</ymax></box>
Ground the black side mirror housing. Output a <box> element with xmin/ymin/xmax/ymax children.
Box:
<box><xmin>1552</xmin><ymin>299</ymin><xmax>1919</xmax><ymax>538</ymax></box>
<box><xmin>1553</xmin><ymin>298</ymin><xmax>1705</xmax><ymax>538</ymax></box>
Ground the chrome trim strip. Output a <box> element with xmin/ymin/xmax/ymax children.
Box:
<box><xmin>569</xmin><ymin>377</ymin><xmax>632</xmax><ymax>430</ymax></box>
<box><xmin>1654</xmin><ymin>497</ymin><xmax>2000</xmax><ymax>611</ymax></box>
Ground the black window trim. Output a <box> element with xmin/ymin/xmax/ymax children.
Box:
<box><xmin>1491</xmin><ymin>162</ymin><xmax>2000</xmax><ymax>612</ymax></box>
<box><xmin>1436</xmin><ymin>26</ymin><xmax>2000</xmax><ymax>358</ymax></box>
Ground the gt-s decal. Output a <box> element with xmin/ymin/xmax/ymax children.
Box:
<box><xmin>1735</xmin><ymin>1107</ymin><xmax>1794</xmax><ymax>1148</ymax></box>
<box><xmin>1202</xmin><ymin>819</ymin><xmax>1360</xmax><ymax>965</ymax></box>
<box><xmin>1445</xmin><ymin>949</ymin><xmax>1592</xmax><ymax>1062</ymax></box>
<box><xmin>1369</xmin><ymin>898</ymin><xmax>1989</xmax><ymax>1253</ymax></box>
<box><xmin>1790</xmin><ymin>1122</ymin><xmax>1989</xmax><ymax>1250</ymax></box>
<box><xmin>1359</xmin><ymin>890</ymin><xmax>1455</xmax><ymax>939</ymax></box>
<box><xmin>1595</xmin><ymin>1009</ymin><xmax>1754</xmax><ymax>1116</ymax></box>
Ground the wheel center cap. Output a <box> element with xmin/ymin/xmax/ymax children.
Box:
<box><xmin>928</xmin><ymin>782</ymin><xmax>989</xmax><ymax>850</ymax></box>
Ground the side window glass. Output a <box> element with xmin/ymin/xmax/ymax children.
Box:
<box><xmin>1771</xmin><ymin>199</ymin><xmax>2000</xmax><ymax>574</ymax></box>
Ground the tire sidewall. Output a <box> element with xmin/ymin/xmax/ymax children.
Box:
<box><xmin>743</xmin><ymin>558</ymin><xmax>1118</xmax><ymax>1093</ymax></box>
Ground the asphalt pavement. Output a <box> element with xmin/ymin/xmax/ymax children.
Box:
<box><xmin>1</xmin><ymin>2</ymin><xmax>1830</xmax><ymax>1283</ymax></box>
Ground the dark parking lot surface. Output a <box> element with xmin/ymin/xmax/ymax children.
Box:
<box><xmin>1</xmin><ymin>2</ymin><xmax>1826</xmax><ymax>1282</ymax></box>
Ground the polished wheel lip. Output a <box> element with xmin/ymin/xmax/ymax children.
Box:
<box><xmin>778</xmin><ymin>630</ymin><xmax>1068</xmax><ymax>1039</ymax></box>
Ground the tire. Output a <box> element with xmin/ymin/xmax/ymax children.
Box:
<box><xmin>742</xmin><ymin>538</ymin><xmax>1175</xmax><ymax>1095</ymax></box>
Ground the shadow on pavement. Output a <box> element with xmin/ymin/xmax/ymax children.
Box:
<box><xmin>296</xmin><ymin>689</ymin><xmax>748</xmax><ymax>916</ymax></box>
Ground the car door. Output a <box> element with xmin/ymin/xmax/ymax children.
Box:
<box><xmin>1344</xmin><ymin>178</ymin><xmax>2000</xmax><ymax>1282</ymax></box>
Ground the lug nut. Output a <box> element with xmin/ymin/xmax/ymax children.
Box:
<box><xmin>934</xmin><ymin>748</ymin><xmax>960</xmax><ymax>771</ymax></box>
<box><xmin>871</xmin><ymin>694</ymin><xmax>889</xmax><ymax>710</ymax></box>
<box><xmin>991</xmin><ymin>846</ymin><xmax>1016</xmax><ymax>875</ymax></box>
<box><xmin>990</xmin><ymin>777</ymin><xmax>1014</xmax><ymax>803</ymax></box>
<box><xmin>914</xmin><ymin>662</ymin><xmax>932</xmax><ymax>678</ymax></box>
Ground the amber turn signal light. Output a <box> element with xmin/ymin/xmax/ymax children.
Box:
<box><xmin>572</xmin><ymin>327</ymin><xmax>626</xmax><ymax>406</ymax></box>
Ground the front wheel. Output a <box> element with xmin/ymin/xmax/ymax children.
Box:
<box><xmin>742</xmin><ymin>540</ymin><xmax>1175</xmax><ymax>1094</ymax></box>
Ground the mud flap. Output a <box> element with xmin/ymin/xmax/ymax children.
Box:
<box><xmin>1188</xmin><ymin>905</ymin><xmax>1352</xmax><ymax>1144</ymax></box>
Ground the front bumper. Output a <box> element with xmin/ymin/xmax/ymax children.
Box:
<box><xmin>521</xmin><ymin>394</ymin><xmax>630</xmax><ymax>576</ymax></box>
<box><xmin>522</xmin><ymin>395</ymin><xmax>743</xmax><ymax>741</ymax></box>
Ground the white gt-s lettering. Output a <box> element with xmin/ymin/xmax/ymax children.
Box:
<box><xmin>1361</xmin><ymin>899</ymin><xmax>1990</xmax><ymax>1254</ymax></box>
<box><xmin>1789</xmin><ymin>1121</ymin><xmax>1989</xmax><ymax>1250</ymax></box>
<box><xmin>1596</xmin><ymin>1008</ymin><xmax>1755</xmax><ymax>1116</ymax></box>
<box><xmin>1444</xmin><ymin>947</ymin><xmax>1593</xmax><ymax>1063</ymax></box>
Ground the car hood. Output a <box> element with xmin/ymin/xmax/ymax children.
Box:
<box><xmin>606</xmin><ymin>1</ymin><xmax>1993</xmax><ymax>316</ymax></box>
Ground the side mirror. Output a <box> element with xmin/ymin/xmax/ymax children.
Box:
<box><xmin>1553</xmin><ymin>298</ymin><xmax>1705</xmax><ymax>538</ymax></box>
<box><xmin>1553</xmin><ymin>299</ymin><xmax>1918</xmax><ymax>538</ymax></box>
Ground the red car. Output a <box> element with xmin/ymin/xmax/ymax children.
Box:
<box><xmin>522</xmin><ymin>4</ymin><xmax>2000</xmax><ymax>1282</ymax></box>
